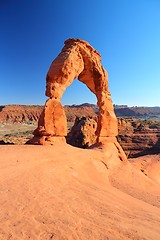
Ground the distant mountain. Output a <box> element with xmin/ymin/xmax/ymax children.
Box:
<box><xmin>115</xmin><ymin>106</ymin><xmax>160</xmax><ymax>120</ymax></box>
<box><xmin>65</xmin><ymin>103</ymin><xmax>96</xmax><ymax>108</ymax></box>
<box><xmin>65</xmin><ymin>103</ymin><xmax>99</xmax><ymax>114</ymax></box>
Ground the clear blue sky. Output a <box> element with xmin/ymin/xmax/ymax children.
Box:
<box><xmin>0</xmin><ymin>0</ymin><xmax>160</xmax><ymax>107</ymax></box>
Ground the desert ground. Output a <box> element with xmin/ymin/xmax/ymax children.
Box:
<box><xmin>0</xmin><ymin>143</ymin><xmax>160</xmax><ymax>240</ymax></box>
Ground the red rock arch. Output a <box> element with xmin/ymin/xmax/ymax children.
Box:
<box><xmin>28</xmin><ymin>38</ymin><xmax>126</xmax><ymax>161</ymax></box>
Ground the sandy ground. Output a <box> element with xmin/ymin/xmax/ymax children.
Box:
<box><xmin>0</xmin><ymin>144</ymin><xmax>160</xmax><ymax>240</ymax></box>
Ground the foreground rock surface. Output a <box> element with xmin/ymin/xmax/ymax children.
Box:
<box><xmin>0</xmin><ymin>145</ymin><xmax>160</xmax><ymax>240</ymax></box>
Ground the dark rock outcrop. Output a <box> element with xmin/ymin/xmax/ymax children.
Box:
<box><xmin>66</xmin><ymin>116</ymin><xmax>97</xmax><ymax>148</ymax></box>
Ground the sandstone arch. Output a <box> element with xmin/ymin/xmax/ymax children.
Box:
<box><xmin>28</xmin><ymin>38</ymin><xmax>126</xmax><ymax>161</ymax></box>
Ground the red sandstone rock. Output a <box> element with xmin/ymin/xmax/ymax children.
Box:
<box><xmin>34</xmin><ymin>99</ymin><xmax>67</xmax><ymax>137</ymax></box>
<box><xmin>66</xmin><ymin>116</ymin><xmax>97</xmax><ymax>148</ymax></box>
<box><xmin>28</xmin><ymin>38</ymin><xmax>126</xmax><ymax>161</ymax></box>
<box><xmin>45</xmin><ymin>38</ymin><xmax>118</xmax><ymax>139</ymax></box>
<box><xmin>67</xmin><ymin>116</ymin><xmax>127</xmax><ymax>161</ymax></box>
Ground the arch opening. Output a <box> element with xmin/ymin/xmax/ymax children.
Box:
<box><xmin>61</xmin><ymin>78</ymin><xmax>98</xmax><ymax>132</ymax></box>
<box><xmin>61</xmin><ymin>78</ymin><xmax>97</xmax><ymax>106</ymax></box>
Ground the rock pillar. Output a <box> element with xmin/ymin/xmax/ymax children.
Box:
<box><xmin>27</xmin><ymin>98</ymin><xmax>67</xmax><ymax>145</ymax></box>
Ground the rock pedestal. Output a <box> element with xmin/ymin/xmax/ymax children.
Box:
<box><xmin>28</xmin><ymin>38</ymin><xmax>127</xmax><ymax>161</ymax></box>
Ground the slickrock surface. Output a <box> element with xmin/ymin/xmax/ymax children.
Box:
<box><xmin>0</xmin><ymin>144</ymin><xmax>160</xmax><ymax>240</ymax></box>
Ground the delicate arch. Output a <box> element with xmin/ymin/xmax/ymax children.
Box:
<box><xmin>44</xmin><ymin>38</ymin><xmax>118</xmax><ymax>139</ymax></box>
<box><xmin>28</xmin><ymin>38</ymin><xmax>126</xmax><ymax>161</ymax></box>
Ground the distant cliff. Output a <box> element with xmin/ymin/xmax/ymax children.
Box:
<box><xmin>0</xmin><ymin>104</ymin><xmax>160</xmax><ymax>124</ymax></box>
<box><xmin>0</xmin><ymin>105</ymin><xmax>96</xmax><ymax>124</ymax></box>
<box><xmin>0</xmin><ymin>103</ymin><xmax>160</xmax><ymax>123</ymax></box>
<box><xmin>115</xmin><ymin>106</ymin><xmax>160</xmax><ymax>120</ymax></box>
<box><xmin>0</xmin><ymin>105</ymin><xmax>43</xmax><ymax>123</ymax></box>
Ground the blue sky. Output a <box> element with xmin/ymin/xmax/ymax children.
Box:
<box><xmin>0</xmin><ymin>0</ymin><xmax>160</xmax><ymax>106</ymax></box>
